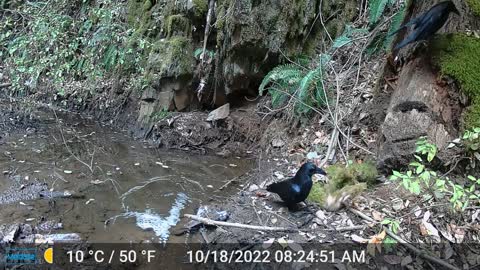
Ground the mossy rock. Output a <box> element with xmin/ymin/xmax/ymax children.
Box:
<box><xmin>127</xmin><ymin>0</ymin><xmax>153</xmax><ymax>28</ymax></box>
<box><xmin>147</xmin><ymin>37</ymin><xmax>195</xmax><ymax>78</ymax></box>
<box><xmin>431</xmin><ymin>34</ymin><xmax>480</xmax><ymax>129</ymax></box>
<box><xmin>165</xmin><ymin>14</ymin><xmax>191</xmax><ymax>38</ymax></box>
<box><xmin>467</xmin><ymin>0</ymin><xmax>480</xmax><ymax>16</ymax></box>
<box><xmin>325</xmin><ymin>161</ymin><xmax>378</xmax><ymax>187</ymax></box>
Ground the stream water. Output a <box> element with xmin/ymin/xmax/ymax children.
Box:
<box><xmin>0</xmin><ymin>107</ymin><xmax>252</xmax><ymax>244</ymax></box>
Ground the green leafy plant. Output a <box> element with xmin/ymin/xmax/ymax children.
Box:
<box><xmin>381</xmin><ymin>218</ymin><xmax>400</xmax><ymax>233</ymax></box>
<box><xmin>390</xmin><ymin>137</ymin><xmax>480</xmax><ymax>211</ymax></box>
<box><xmin>463</xmin><ymin>127</ymin><xmax>480</xmax><ymax>152</ymax></box>
<box><xmin>258</xmin><ymin>54</ymin><xmax>329</xmax><ymax>117</ymax></box>
<box><xmin>367</xmin><ymin>1</ymin><xmax>405</xmax><ymax>54</ymax></box>
<box><xmin>151</xmin><ymin>109</ymin><xmax>170</xmax><ymax>121</ymax></box>
<box><xmin>2</xmin><ymin>0</ymin><xmax>149</xmax><ymax>95</ymax></box>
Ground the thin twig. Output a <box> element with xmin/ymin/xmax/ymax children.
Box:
<box><xmin>52</xmin><ymin>109</ymin><xmax>94</xmax><ymax>173</ymax></box>
<box><xmin>184</xmin><ymin>214</ymin><xmax>295</xmax><ymax>231</ymax></box>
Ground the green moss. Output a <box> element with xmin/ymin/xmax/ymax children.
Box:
<box><xmin>307</xmin><ymin>161</ymin><xmax>376</xmax><ymax>208</ymax></box>
<box><xmin>465</xmin><ymin>97</ymin><xmax>480</xmax><ymax>129</ymax></box>
<box><xmin>127</xmin><ymin>0</ymin><xmax>152</xmax><ymax>27</ymax></box>
<box><xmin>192</xmin><ymin>0</ymin><xmax>208</xmax><ymax>17</ymax></box>
<box><xmin>431</xmin><ymin>34</ymin><xmax>480</xmax><ymax>129</ymax></box>
<box><xmin>147</xmin><ymin>37</ymin><xmax>194</xmax><ymax>78</ymax></box>
<box><xmin>326</xmin><ymin>161</ymin><xmax>378</xmax><ymax>187</ymax></box>
<box><xmin>467</xmin><ymin>0</ymin><xmax>480</xmax><ymax>16</ymax></box>
<box><xmin>165</xmin><ymin>15</ymin><xmax>191</xmax><ymax>38</ymax></box>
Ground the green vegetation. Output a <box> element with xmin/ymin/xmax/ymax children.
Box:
<box><xmin>147</xmin><ymin>37</ymin><xmax>194</xmax><ymax>78</ymax></box>
<box><xmin>431</xmin><ymin>34</ymin><xmax>480</xmax><ymax>129</ymax></box>
<box><xmin>369</xmin><ymin>0</ymin><xmax>397</xmax><ymax>25</ymax></box>
<box><xmin>466</xmin><ymin>0</ymin><xmax>480</xmax><ymax>16</ymax></box>
<box><xmin>165</xmin><ymin>15</ymin><xmax>191</xmax><ymax>38</ymax></box>
<box><xmin>307</xmin><ymin>161</ymin><xmax>377</xmax><ymax>209</ymax></box>
<box><xmin>0</xmin><ymin>0</ymin><xmax>148</xmax><ymax>95</ymax></box>
<box><xmin>192</xmin><ymin>0</ymin><xmax>208</xmax><ymax>17</ymax></box>
<box><xmin>390</xmin><ymin>136</ymin><xmax>480</xmax><ymax>211</ymax></box>
<box><xmin>258</xmin><ymin>55</ymin><xmax>329</xmax><ymax>117</ymax></box>
<box><xmin>151</xmin><ymin>109</ymin><xmax>170</xmax><ymax>121</ymax></box>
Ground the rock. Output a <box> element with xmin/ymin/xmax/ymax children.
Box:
<box><xmin>271</xmin><ymin>138</ymin><xmax>285</xmax><ymax>148</ymax></box>
<box><xmin>248</xmin><ymin>184</ymin><xmax>259</xmax><ymax>192</ymax></box>
<box><xmin>207</xmin><ymin>103</ymin><xmax>230</xmax><ymax>121</ymax></box>
<box><xmin>378</xmin><ymin>57</ymin><xmax>459</xmax><ymax>172</ymax></box>
<box><xmin>1</xmin><ymin>224</ymin><xmax>20</xmax><ymax>243</ymax></box>
<box><xmin>174</xmin><ymin>88</ymin><xmax>191</xmax><ymax>111</ymax></box>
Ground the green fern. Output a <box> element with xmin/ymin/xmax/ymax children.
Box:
<box><xmin>369</xmin><ymin>0</ymin><xmax>398</xmax><ymax>25</ymax></box>
<box><xmin>259</xmin><ymin>57</ymin><xmax>328</xmax><ymax>117</ymax></box>
<box><xmin>367</xmin><ymin>2</ymin><xmax>405</xmax><ymax>54</ymax></box>
<box><xmin>384</xmin><ymin>3</ymin><xmax>406</xmax><ymax>50</ymax></box>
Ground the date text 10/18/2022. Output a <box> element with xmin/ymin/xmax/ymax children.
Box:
<box><xmin>187</xmin><ymin>249</ymin><xmax>366</xmax><ymax>264</ymax></box>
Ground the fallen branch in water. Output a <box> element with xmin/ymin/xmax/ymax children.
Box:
<box><xmin>349</xmin><ymin>208</ymin><xmax>461</xmax><ymax>270</ymax></box>
<box><xmin>184</xmin><ymin>214</ymin><xmax>295</xmax><ymax>232</ymax></box>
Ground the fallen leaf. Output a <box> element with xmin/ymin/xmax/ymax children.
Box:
<box><xmin>367</xmin><ymin>230</ymin><xmax>386</xmax><ymax>256</ymax></box>
<box><xmin>371</xmin><ymin>210</ymin><xmax>384</xmax><ymax>222</ymax></box>
<box><xmin>472</xmin><ymin>210</ymin><xmax>480</xmax><ymax>223</ymax></box>
<box><xmin>422</xmin><ymin>211</ymin><xmax>431</xmax><ymax>222</ymax></box>
<box><xmin>351</xmin><ymin>234</ymin><xmax>368</xmax><ymax>243</ymax></box>
<box><xmin>277</xmin><ymin>237</ymin><xmax>288</xmax><ymax>248</ymax></box>
<box><xmin>421</xmin><ymin>220</ymin><xmax>441</xmax><ymax>242</ymax></box>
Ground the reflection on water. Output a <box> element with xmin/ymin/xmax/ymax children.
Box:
<box><xmin>111</xmin><ymin>192</ymin><xmax>190</xmax><ymax>243</ymax></box>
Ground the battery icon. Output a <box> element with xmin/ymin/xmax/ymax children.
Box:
<box><xmin>44</xmin><ymin>247</ymin><xmax>53</xmax><ymax>264</ymax></box>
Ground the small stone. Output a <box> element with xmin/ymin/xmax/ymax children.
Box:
<box><xmin>248</xmin><ymin>184</ymin><xmax>259</xmax><ymax>192</ymax></box>
<box><xmin>271</xmin><ymin>138</ymin><xmax>285</xmax><ymax>148</ymax></box>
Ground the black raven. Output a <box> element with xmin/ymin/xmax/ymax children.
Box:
<box><xmin>392</xmin><ymin>1</ymin><xmax>459</xmax><ymax>50</ymax></box>
<box><xmin>267</xmin><ymin>162</ymin><xmax>327</xmax><ymax>209</ymax></box>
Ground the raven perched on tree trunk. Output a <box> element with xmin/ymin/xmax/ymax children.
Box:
<box><xmin>392</xmin><ymin>1</ymin><xmax>459</xmax><ymax>51</ymax></box>
<box><xmin>267</xmin><ymin>162</ymin><xmax>326</xmax><ymax>209</ymax></box>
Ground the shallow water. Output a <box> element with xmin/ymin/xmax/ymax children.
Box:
<box><xmin>0</xmin><ymin>108</ymin><xmax>252</xmax><ymax>243</ymax></box>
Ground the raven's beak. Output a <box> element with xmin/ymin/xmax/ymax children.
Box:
<box><xmin>314</xmin><ymin>167</ymin><xmax>327</xmax><ymax>176</ymax></box>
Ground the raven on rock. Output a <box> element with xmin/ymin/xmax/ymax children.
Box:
<box><xmin>392</xmin><ymin>1</ymin><xmax>459</xmax><ymax>51</ymax></box>
<box><xmin>267</xmin><ymin>162</ymin><xmax>326</xmax><ymax>209</ymax></box>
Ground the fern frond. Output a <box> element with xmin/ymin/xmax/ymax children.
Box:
<box><xmin>384</xmin><ymin>4</ymin><xmax>406</xmax><ymax>50</ymax></box>
<box><xmin>369</xmin><ymin>0</ymin><xmax>389</xmax><ymax>25</ymax></box>
<box><xmin>259</xmin><ymin>64</ymin><xmax>302</xmax><ymax>95</ymax></box>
